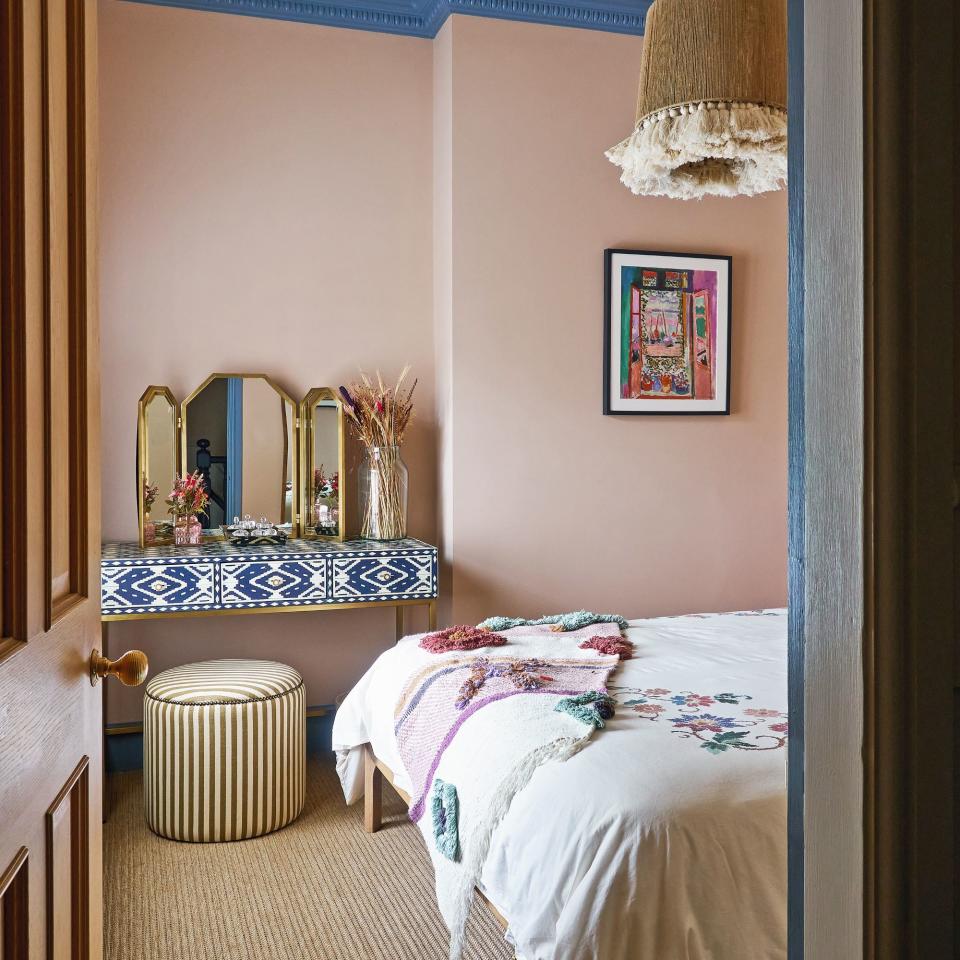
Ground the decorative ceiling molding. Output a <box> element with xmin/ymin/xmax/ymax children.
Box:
<box><xmin>124</xmin><ymin>0</ymin><xmax>651</xmax><ymax>38</ymax></box>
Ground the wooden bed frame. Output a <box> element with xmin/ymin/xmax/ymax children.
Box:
<box><xmin>362</xmin><ymin>744</ymin><xmax>511</xmax><ymax>933</ymax></box>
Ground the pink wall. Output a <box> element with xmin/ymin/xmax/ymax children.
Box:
<box><xmin>98</xmin><ymin>4</ymin><xmax>787</xmax><ymax>723</ymax></box>
<box><xmin>98</xmin><ymin>1</ymin><xmax>435</xmax><ymax>722</ymax></box>
<box><xmin>437</xmin><ymin>16</ymin><xmax>788</xmax><ymax>624</ymax></box>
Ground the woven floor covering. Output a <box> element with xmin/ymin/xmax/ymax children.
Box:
<box><xmin>105</xmin><ymin>757</ymin><xmax>513</xmax><ymax>960</ymax></box>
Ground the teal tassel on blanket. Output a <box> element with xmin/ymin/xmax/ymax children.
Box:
<box><xmin>431</xmin><ymin>779</ymin><xmax>460</xmax><ymax>861</ymax></box>
<box><xmin>555</xmin><ymin>691</ymin><xmax>617</xmax><ymax>729</ymax></box>
<box><xmin>477</xmin><ymin>610</ymin><xmax>629</xmax><ymax>632</ymax></box>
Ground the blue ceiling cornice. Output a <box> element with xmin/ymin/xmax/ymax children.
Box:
<box><xmin>125</xmin><ymin>0</ymin><xmax>651</xmax><ymax>38</ymax></box>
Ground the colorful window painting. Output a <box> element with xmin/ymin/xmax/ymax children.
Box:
<box><xmin>604</xmin><ymin>249</ymin><xmax>731</xmax><ymax>415</ymax></box>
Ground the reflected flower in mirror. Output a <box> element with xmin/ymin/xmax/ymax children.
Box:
<box><xmin>313</xmin><ymin>465</ymin><xmax>340</xmax><ymax>533</ymax></box>
<box><xmin>142</xmin><ymin>479</ymin><xmax>159</xmax><ymax>544</ymax></box>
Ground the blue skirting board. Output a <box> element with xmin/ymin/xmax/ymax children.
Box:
<box><xmin>105</xmin><ymin>705</ymin><xmax>337</xmax><ymax>773</ymax></box>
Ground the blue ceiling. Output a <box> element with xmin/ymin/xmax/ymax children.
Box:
<box><xmin>127</xmin><ymin>0</ymin><xmax>652</xmax><ymax>38</ymax></box>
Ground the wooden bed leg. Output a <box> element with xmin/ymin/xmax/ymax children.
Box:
<box><xmin>364</xmin><ymin>745</ymin><xmax>383</xmax><ymax>833</ymax></box>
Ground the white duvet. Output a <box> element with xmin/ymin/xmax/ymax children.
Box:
<box><xmin>333</xmin><ymin>610</ymin><xmax>787</xmax><ymax>960</ymax></box>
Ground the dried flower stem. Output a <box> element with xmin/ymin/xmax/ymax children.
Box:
<box><xmin>362</xmin><ymin>446</ymin><xmax>406</xmax><ymax>540</ymax></box>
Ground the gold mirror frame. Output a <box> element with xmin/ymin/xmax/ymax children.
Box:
<box><xmin>299</xmin><ymin>388</ymin><xmax>346</xmax><ymax>542</ymax></box>
<box><xmin>137</xmin><ymin>385</ymin><xmax>180</xmax><ymax>547</ymax></box>
<box><xmin>180</xmin><ymin>373</ymin><xmax>300</xmax><ymax>539</ymax></box>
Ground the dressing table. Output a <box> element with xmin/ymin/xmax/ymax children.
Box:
<box><xmin>100</xmin><ymin>536</ymin><xmax>438</xmax><ymax>634</ymax></box>
<box><xmin>110</xmin><ymin>371</ymin><xmax>439</xmax><ymax>635</ymax></box>
<box><xmin>100</xmin><ymin>373</ymin><xmax>439</xmax><ymax>778</ymax></box>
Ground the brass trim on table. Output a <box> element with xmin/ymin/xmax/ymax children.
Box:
<box><xmin>101</xmin><ymin>597</ymin><xmax>438</xmax><ymax>623</ymax></box>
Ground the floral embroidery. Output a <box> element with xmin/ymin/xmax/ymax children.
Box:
<box><xmin>670</xmin><ymin>693</ymin><xmax>715</xmax><ymax>708</ymax></box>
<box><xmin>454</xmin><ymin>657</ymin><xmax>554</xmax><ymax>710</ymax></box>
<box><xmin>671</xmin><ymin>713</ymin><xmax>740</xmax><ymax>733</ymax></box>
<box><xmin>609</xmin><ymin>685</ymin><xmax>787</xmax><ymax>754</ymax></box>
<box><xmin>632</xmin><ymin>702</ymin><xmax>666</xmax><ymax>719</ymax></box>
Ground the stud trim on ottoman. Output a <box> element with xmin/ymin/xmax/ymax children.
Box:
<box><xmin>144</xmin><ymin>659</ymin><xmax>306</xmax><ymax>842</ymax></box>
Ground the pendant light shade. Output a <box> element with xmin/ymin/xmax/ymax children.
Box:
<box><xmin>606</xmin><ymin>0</ymin><xmax>787</xmax><ymax>200</ymax></box>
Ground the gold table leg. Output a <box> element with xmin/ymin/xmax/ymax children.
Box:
<box><xmin>395</xmin><ymin>601</ymin><xmax>437</xmax><ymax>641</ymax></box>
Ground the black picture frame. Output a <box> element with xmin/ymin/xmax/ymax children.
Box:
<box><xmin>602</xmin><ymin>248</ymin><xmax>733</xmax><ymax>415</ymax></box>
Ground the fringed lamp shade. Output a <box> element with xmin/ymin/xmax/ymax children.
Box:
<box><xmin>607</xmin><ymin>0</ymin><xmax>787</xmax><ymax>199</ymax></box>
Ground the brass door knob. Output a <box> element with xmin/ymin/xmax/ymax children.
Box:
<box><xmin>90</xmin><ymin>649</ymin><xmax>149</xmax><ymax>687</ymax></box>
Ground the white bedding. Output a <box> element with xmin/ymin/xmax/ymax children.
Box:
<box><xmin>333</xmin><ymin>610</ymin><xmax>787</xmax><ymax>960</ymax></box>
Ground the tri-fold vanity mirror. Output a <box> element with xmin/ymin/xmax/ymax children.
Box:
<box><xmin>137</xmin><ymin>374</ymin><xmax>346</xmax><ymax>546</ymax></box>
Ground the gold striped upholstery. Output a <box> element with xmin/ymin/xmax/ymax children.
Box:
<box><xmin>144</xmin><ymin>660</ymin><xmax>306</xmax><ymax>842</ymax></box>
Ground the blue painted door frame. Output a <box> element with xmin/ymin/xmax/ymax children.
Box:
<box><xmin>787</xmin><ymin>1</ymin><xmax>804</xmax><ymax>958</ymax></box>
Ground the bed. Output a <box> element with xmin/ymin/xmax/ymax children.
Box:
<box><xmin>333</xmin><ymin>609</ymin><xmax>787</xmax><ymax>960</ymax></box>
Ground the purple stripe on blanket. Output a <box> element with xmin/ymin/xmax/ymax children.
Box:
<box><xmin>394</xmin><ymin>663</ymin><xmax>464</xmax><ymax>736</ymax></box>
<box><xmin>394</xmin><ymin>660</ymin><xmax>610</xmax><ymax>736</ymax></box>
<box><xmin>408</xmin><ymin>687</ymin><xmax>587</xmax><ymax>822</ymax></box>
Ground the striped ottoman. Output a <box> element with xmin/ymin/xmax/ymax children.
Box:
<box><xmin>144</xmin><ymin>659</ymin><xmax>306</xmax><ymax>842</ymax></box>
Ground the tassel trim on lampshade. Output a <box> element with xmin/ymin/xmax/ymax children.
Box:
<box><xmin>607</xmin><ymin>0</ymin><xmax>788</xmax><ymax>200</ymax></box>
<box><xmin>606</xmin><ymin>99</ymin><xmax>787</xmax><ymax>199</ymax></box>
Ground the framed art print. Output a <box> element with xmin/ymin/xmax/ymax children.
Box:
<box><xmin>603</xmin><ymin>249</ymin><xmax>732</xmax><ymax>415</ymax></box>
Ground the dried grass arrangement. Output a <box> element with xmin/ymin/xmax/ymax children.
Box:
<box><xmin>340</xmin><ymin>368</ymin><xmax>417</xmax><ymax>540</ymax></box>
<box><xmin>339</xmin><ymin>367</ymin><xmax>417</xmax><ymax>449</ymax></box>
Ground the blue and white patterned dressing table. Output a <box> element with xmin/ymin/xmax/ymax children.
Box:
<box><xmin>101</xmin><ymin>538</ymin><xmax>438</xmax><ymax>636</ymax></box>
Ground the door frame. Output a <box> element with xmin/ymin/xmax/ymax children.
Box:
<box><xmin>789</xmin><ymin>0</ymin><xmax>958</xmax><ymax>956</ymax></box>
<box><xmin>788</xmin><ymin>0</ymin><xmax>867</xmax><ymax>955</ymax></box>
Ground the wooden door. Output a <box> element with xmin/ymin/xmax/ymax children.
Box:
<box><xmin>1</xmin><ymin>1</ymin><xmax>104</xmax><ymax>957</ymax></box>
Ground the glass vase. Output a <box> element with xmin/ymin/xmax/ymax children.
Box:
<box><xmin>358</xmin><ymin>445</ymin><xmax>408</xmax><ymax>541</ymax></box>
<box><xmin>174</xmin><ymin>513</ymin><xmax>202</xmax><ymax>546</ymax></box>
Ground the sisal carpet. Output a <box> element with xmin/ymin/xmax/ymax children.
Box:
<box><xmin>105</xmin><ymin>757</ymin><xmax>513</xmax><ymax>960</ymax></box>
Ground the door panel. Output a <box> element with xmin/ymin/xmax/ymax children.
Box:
<box><xmin>1</xmin><ymin>849</ymin><xmax>30</xmax><ymax>958</ymax></box>
<box><xmin>45</xmin><ymin>759</ymin><xmax>90</xmax><ymax>960</ymax></box>
<box><xmin>44</xmin><ymin>0</ymin><xmax>89</xmax><ymax>626</ymax></box>
<box><xmin>0</xmin><ymin>1</ymin><xmax>102</xmax><ymax>958</ymax></box>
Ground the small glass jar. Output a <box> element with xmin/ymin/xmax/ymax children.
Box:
<box><xmin>358</xmin><ymin>445</ymin><xmax>408</xmax><ymax>540</ymax></box>
<box><xmin>143</xmin><ymin>511</ymin><xmax>156</xmax><ymax>545</ymax></box>
<box><xmin>174</xmin><ymin>513</ymin><xmax>202</xmax><ymax>546</ymax></box>
<box><xmin>314</xmin><ymin>498</ymin><xmax>329</xmax><ymax>527</ymax></box>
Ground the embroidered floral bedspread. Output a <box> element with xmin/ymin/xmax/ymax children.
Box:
<box><xmin>333</xmin><ymin>609</ymin><xmax>788</xmax><ymax>960</ymax></box>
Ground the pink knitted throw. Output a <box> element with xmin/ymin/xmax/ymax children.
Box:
<box><xmin>579</xmin><ymin>635</ymin><xmax>634</xmax><ymax>660</ymax></box>
<box><xmin>419</xmin><ymin>625</ymin><xmax>507</xmax><ymax>654</ymax></box>
<box><xmin>397</xmin><ymin>623</ymin><xmax>623</xmax><ymax>821</ymax></box>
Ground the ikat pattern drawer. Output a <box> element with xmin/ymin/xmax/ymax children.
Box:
<box><xmin>101</xmin><ymin>538</ymin><xmax>438</xmax><ymax>618</ymax></box>
<box><xmin>331</xmin><ymin>554</ymin><xmax>434</xmax><ymax>599</ymax></box>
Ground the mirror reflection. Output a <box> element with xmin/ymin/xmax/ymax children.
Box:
<box><xmin>182</xmin><ymin>375</ymin><xmax>296</xmax><ymax>533</ymax></box>
<box><xmin>138</xmin><ymin>387</ymin><xmax>178</xmax><ymax>545</ymax></box>
<box><xmin>302</xmin><ymin>388</ymin><xmax>344</xmax><ymax>541</ymax></box>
